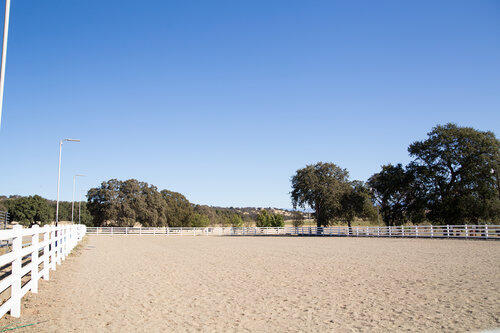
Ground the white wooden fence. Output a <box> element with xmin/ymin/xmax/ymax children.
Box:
<box><xmin>0</xmin><ymin>224</ymin><xmax>86</xmax><ymax>318</ymax></box>
<box><xmin>87</xmin><ymin>225</ymin><xmax>500</xmax><ymax>239</ymax></box>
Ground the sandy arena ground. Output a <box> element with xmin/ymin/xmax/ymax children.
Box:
<box><xmin>1</xmin><ymin>235</ymin><xmax>499</xmax><ymax>332</ymax></box>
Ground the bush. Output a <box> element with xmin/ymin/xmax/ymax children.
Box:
<box><xmin>256</xmin><ymin>210</ymin><xmax>284</xmax><ymax>227</ymax></box>
<box><xmin>190</xmin><ymin>213</ymin><xmax>210</xmax><ymax>227</ymax></box>
<box><xmin>292</xmin><ymin>211</ymin><xmax>305</xmax><ymax>227</ymax></box>
<box><xmin>230</xmin><ymin>214</ymin><xmax>243</xmax><ymax>227</ymax></box>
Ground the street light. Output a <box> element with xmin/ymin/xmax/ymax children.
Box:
<box><xmin>0</xmin><ymin>0</ymin><xmax>12</xmax><ymax>130</ymax></box>
<box><xmin>56</xmin><ymin>138</ymin><xmax>80</xmax><ymax>226</ymax></box>
<box><xmin>72</xmin><ymin>174</ymin><xmax>85</xmax><ymax>224</ymax></box>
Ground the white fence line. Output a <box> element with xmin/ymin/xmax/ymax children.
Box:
<box><xmin>0</xmin><ymin>224</ymin><xmax>86</xmax><ymax>318</ymax></box>
<box><xmin>86</xmin><ymin>225</ymin><xmax>500</xmax><ymax>239</ymax></box>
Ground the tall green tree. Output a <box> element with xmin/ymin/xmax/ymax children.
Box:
<box><xmin>8</xmin><ymin>195</ymin><xmax>53</xmax><ymax>226</ymax></box>
<box><xmin>368</xmin><ymin>164</ymin><xmax>425</xmax><ymax>226</ymax></box>
<box><xmin>408</xmin><ymin>123</ymin><xmax>500</xmax><ymax>224</ymax></box>
<box><xmin>338</xmin><ymin>181</ymin><xmax>378</xmax><ymax>230</ymax></box>
<box><xmin>87</xmin><ymin>179</ymin><xmax>168</xmax><ymax>227</ymax></box>
<box><xmin>161</xmin><ymin>190</ymin><xmax>193</xmax><ymax>227</ymax></box>
<box><xmin>291</xmin><ymin>163</ymin><xmax>377</xmax><ymax>228</ymax></box>
<box><xmin>291</xmin><ymin>162</ymin><xmax>351</xmax><ymax>227</ymax></box>
<box><xmin>87</xmin><ymin>179</ymin><xmax>122</xmax><ymax>226</ymax></box>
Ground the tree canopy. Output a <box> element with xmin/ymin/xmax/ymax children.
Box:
<box><xmin>368</xmin><ymin>164</ymin><xmax>425</xmax><ymax>226</ymax></box>
<box><xmin>408</xmin><ymin>123</ymin><xmax>499</xmax><ymax>224</ymax></box>
<box><xmin>369</xmin><ymin>123</ymin><xmax>499</xmax><ymax>225</ymax></box>
<box><xmin>255</xmin><ymin>210</ymin><xmax>284</xmax><ymax>227</ymax></box>
<box><xmin>0</xmin><ymin>195</ymin><xmax>93</xmax><ymax>226</ymax></box>
<box><xmin>86</xmin><ymin>179</ymin><xmax>246</xmax><ymax>227</ymax></box>
<box><xmin>291</xmin><ymin>162</ymin><xmax>377</xmax><ymax>227</ymax></box>
<box><xmin>87</xmin><ymin>179</ymin><xmax>168</xmax><ymax>227</ymax></box>
<box><xmin>5</xmin><ymin>195</ymin><xmax>53</xmax><ymax>226</ymax></box>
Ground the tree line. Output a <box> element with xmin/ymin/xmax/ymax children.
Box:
<box><xmin>86</xmin><ymin>179</ymin><xmax>286</xmax><ymax>227</ymax></box>
<box><xmin>291</xmin><ymin>123</ymin><xmax>499</xmax><ymax>227</ymax></box>
<box><xmin>2</xmin><ymin>123</ymin><xmax>498</xmax><ymax>228</ymax></box>
<box><xmin>0</xmin><ymin>195</ymin><xmax>92</xmax><ymax>226</ymax></box>
<box><xmin>0</xmin><ymin>189</ymin><xmax>287</xmax><ymax>228</ymax></box>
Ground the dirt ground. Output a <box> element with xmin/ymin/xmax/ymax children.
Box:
<box><xmin>0</xmin><ymin>235</ymin><xmax>499</xmax><ymax>332</ymax></box>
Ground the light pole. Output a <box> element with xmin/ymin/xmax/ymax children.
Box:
<box><xmin>72</xmin><ymin>174</ymin><xmax>85</xmax><ymax>224</ymax></box>
<box><xmin>0</xmin><ymin>0</ymin><xmax>11</xmax><ymax>130</ymax></box>
<box><xmin>56</xmin><ymin>138</ymin><xmax>80</xmax><ymax>226</ymax></box>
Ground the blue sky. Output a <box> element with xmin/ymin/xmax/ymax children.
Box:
<box><xmin>0</xmin><ymin>0</ymin><xmax>498</xmax><ymax>208</ymax></box>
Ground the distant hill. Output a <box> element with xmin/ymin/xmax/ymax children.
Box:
<box><xmin>204</xmin><ymin>206</ymin><xmax>311</xmax><ymax>221</ymax></box>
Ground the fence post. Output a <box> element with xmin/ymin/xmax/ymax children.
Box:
<box><xmin>67</xmin><ymin>227</ymin><xmax>72</xmax><ymax>252</ymax></box>
<box><xmin>485</xmin><ymin>225</ymin><xmax>489</xmax><ymax>238</ymax></box>
<box><xmin>64</xmin><ymin>227</ymin><xmax>68</xmax><ymax>259</ymax></box>
<box><xmin>465</xmin><ymin>225</ymin><xmax>468</xmax><ymax>238</ymax></box>
<box><xmin>50</xmin><ymin>227</ymin><xmax>57</xmax><ymax>270</ymax></box>
<box><xmin>65</xmin><ymin>227</ymin><xmax>69</xmax><ymax>257</ymax></box>
<box><xmin>57</xmin><ymin>227</ymin><xmax>62</xmax><ymax>263</ymax></box>
<box><xmin>68</xmin><ymin>226</ymin><xmax>72</xmax><ymax>253</ymax></box>
<box><xmin>62</xmin><ymin>227</ymin><xmax>66</xmax><ymax>261</ymax></box>
<box><xmin>10</xmin><ymin>225</ymin><xmax>22</xmax><ymax>317</ymax></box>
<box><xmin>68</xmin><ymin>226</ymin><xmax>72</xmax><ymax>254</ymax></box>
<box><xmin>57</xmin><ymin>227</ymin><xmax>62</xmax><ymax>264</ymax></box>
<box><xmin>446</xmin><ymin>225</ymin><xmax>450</xmax><ymax>238</ymax></box>
<box><xmin>56</xmin><ymin>227</ymin><xmax>62</xmax><ymax>265</ymax></box>
<box><xmin>415</xmin><ymin>226</ymin><xmax>418</xmax><ymax>238</ymax></box>
<box><xmin>31</xmin><ymin>225</ymin><xmax>40</xmax><ymax>293</ymax></box>
<box><xmin>126</xmin><ymin>227</ymin><xmax>128</xmax><ymax>235</ymax></box>
<box><xmin>43</xmin><ymin>227</ymin><xmax>50</xmax><ymax>280</ymax></box>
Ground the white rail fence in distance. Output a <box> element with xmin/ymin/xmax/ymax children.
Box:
<box><xmin>87</xmin><ymin>225</ymin><xmax>499</xmax><ymax>239</ymax></box>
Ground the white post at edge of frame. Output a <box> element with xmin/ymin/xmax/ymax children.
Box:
<box><xmin>31</xmin><ymin>225</ymin><xmax>39</xmax><ymax>293</ymax></box>
<box><xmin>43</xmin><ymin>227</ymin><xmax>50</xmax><ymax>280</ymax></box>
<box><xmin>10</xmin><ymin>225</ymin><xmax>22</xmax><ymax>317</ymax></box>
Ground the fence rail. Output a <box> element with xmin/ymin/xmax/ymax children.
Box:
<box><xmin>86</xmin><ymin>225</ymin><xmax>500</xmax><ymax>239</ymax></box>
<box><xmin>0</xmin><ymin>224</ymin><xmax>86</xmax><ymax>318</ymax></box>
